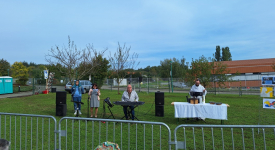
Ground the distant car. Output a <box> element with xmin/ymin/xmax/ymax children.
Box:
<box><xmin>65</xmin><ymin>80</ymin><xmax>92</xmax><ymax>93</ymax></box>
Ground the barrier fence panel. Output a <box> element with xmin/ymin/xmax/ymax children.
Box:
<box><xmin>173</xmin><ymin>124</ymin><xmax>275</xmax><ymax>150</ymax></box>
<box><xmin>0</xmin><ymin>112</ymin><xmax>57</xmax><ymax>150</ymax></box>
<box><xmin>58</xmin><ymin>117</ymin><xmax>172</xmax><ymax>150</ymax></box>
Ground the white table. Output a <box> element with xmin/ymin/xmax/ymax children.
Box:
<box><xmin>173</xmin><ymin>102</ymin><xmax>228</xmax><ymax>120</ymax></box>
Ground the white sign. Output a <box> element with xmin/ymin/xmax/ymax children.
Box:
<box><xmin>5</xmin><ymin>80</ymin><xmax>11</xmax><ymax>82</ymax></box>
<box><xmin>44</xmin><ymin>70</ymin><xmax>48</xmax><ymax>79</ymax></box>
<box><xmin>263</xmin><ymin>98</ymin><xmax>275</xmax><ymax>109</ymax></box>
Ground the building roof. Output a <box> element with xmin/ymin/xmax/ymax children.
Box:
<box><xmin>220</xmin><ymin>58</ymin><xmax>275</xmax><ymax>74</ymax></box>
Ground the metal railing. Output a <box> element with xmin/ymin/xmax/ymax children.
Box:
<box><xmin>0</xmin><ymin>112</ymin><xmax>57</xmax><ymax>150</ymax></box>
<box><xmin>2</xmin><ymin>112</ymin><xmax>275</xmax><ymax>150</ymax></box>
<box><xmin>174</xmin><ymin>124</ymin><xmax>275</xmax><ymax>150</ymax></box>
<box><xmin>58</xmin><ymin>117</ymin><xmax>172</xmax><ymax>150</ymax></box>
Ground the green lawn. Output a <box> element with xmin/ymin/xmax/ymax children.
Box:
<box><xmin>0</xmin><ymin>90</ymin><xmax>274</xmax><ymax>149</ymax></box>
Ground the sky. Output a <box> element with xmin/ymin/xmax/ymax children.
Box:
<box><xmin>1</xmin><ymin>1</ymin><xmax>275</xmax><ymax>69</ymax></box>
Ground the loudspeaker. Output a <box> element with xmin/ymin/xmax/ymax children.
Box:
<box><xmin>56</xmin><ymin>104</ymin><xmax>67</xmax><ymax>116</ymax></box>
<box><xmin>155</xmin><ymin>105</ymin><xmax>164</xmax><ymax>117</ymax></box>
<box><xmin>155</xmin><ymin>92</ymin><xmax>164</xmax><ymax>105</ymax></box>
<box><xmin>56</xmin><ymin>91</ymin><xmax>67</xmax><ymax>104</ymax></box>
<box><xmin>51</xmin><ymin>88</ymin><xmax>56</xmax><ymax>93</ymax></box>
<box><xmin>139</xmin><ymin>77</ymin><xmax>143</xmax><ymax>83</ymax></box>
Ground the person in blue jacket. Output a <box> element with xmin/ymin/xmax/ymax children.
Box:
<box><xmin>71</xmin><ymin>80</ymin><xmax>84</xmax><ymax>115</ymax></box>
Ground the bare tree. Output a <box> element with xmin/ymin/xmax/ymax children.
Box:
<box><xmin>109</xmin><ymin>42</ymin><xmax>139</xmax><ymax>94</ymax></box>
<box><xmin>45</xmin><ymin>36</ymin><xmax>107</xmax><ymax>86</ymax></box>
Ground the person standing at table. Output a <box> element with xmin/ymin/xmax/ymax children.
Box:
<box><xmin>190</xmin><ymin>79</ymin><xmax>207</xmax><ymax>121</ymax></box>
<box><xmin>189</xmin><ymin>78</ymin><xmax>207</xmax><ymax>103</ymax></box>
<box><xmin>89</xmin><ymin>83</ymin><xmax>101</xmax><ymax>118</ymax></box>
<box><xmin>121</xmin><ymin>84</ymin><xmax>139</xmax><ymax>120</ymax></box>
<box><xmin>71</xmin><ymin>80</ymin><xmax>84</xmax><ymax>115</ymax></box>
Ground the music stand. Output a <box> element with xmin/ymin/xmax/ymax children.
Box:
<box><xmin>190</xmin><ymin>92</ymin><xmax>203</xmax><ymax>99</ymax></box>
<box><xmin>71</xmin><ymin>101</ymin><xmax>84</xmax><ymax>117</ymax></box>
<box><xmin>102</xmin><ymin>97</ymin><xmax>115</xmax><ymax>119</ymax></box>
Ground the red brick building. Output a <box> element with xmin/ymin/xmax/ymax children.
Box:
<box><xmin>213</xmin><ymin>58</ymin><xmax>275</xmax><ymax>88</ymax></box>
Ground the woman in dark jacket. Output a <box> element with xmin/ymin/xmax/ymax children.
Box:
<box><xmin>71</xmin><ymin>80</ymin><xmax>84</xmax><ymax>115</ymax></box>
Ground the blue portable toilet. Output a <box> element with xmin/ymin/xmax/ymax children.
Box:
<box><xmin>0</xmin><ymin>77</ymin><xmax>4</xmax><ymax>94</ymax></box>
<box><xmin>3</xmin><ymin>76</ymin><xmax>13</xmax><ymax>94</ymax></box>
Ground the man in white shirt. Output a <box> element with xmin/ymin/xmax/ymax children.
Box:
<box><xmin>121</xmin><ymin>84</ymin><xmax>139</xmax><ymax>120</ymax></box>
<box><xmin>190</xmin><ymin>79</ymin><xmax>207</xmax><ymax>121</ymax></box>
<box><xmin>189</xmin><ymin>79</ymin><xmax>207</xmax><ymax>103</ymax></box>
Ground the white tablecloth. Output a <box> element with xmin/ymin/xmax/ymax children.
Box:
<box><xmin>174</xmin><ymin>102</ymin><xmax>227</xmax><ymax>120</ymax></box>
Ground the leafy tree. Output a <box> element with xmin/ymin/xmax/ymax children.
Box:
<box><xmin>45</xmin><ymin>36</ymin><xmax>107</xmax><ymax>86</ymax></box>
<box><xmin>109</xmin><ymin>42</ymin><xmax>139</xmax><ymax>94</ymax></box>
<box><xmin>221</xmin><ymin>47</ymin><xmax>232</xmax><ymax>61</ymax></box>
<box><xmin>215</xmin><ymin>45</ymin><xmax>221</xmax><ymax>61</ymax></box>
<box><xmin>81</xmin><ymin>55</ymin><xmax>110</xmax><ymax>88</ymax></box>
<box><xmin>46</xmin><ymin>63</ymin><xmax>66</xmax><ymax>79</ymax></box>
<box><xmin>11</xmin><ymin>62</ymin><xmax>29</xmax><ymax>85</ymax></box>
<box><xmin>160</xmin><ymin>57</ymin><xmax>187</xmax><ymax>78</ymax></box>
<box><xmin>184</xmin><ymin>56</ymin><xmax>230</xmax><ymax>87</ymax></box>
<box><xmin>0</xmin><ymin>58</ymin><xmax>10</xmax><ymax>76</ymax></box>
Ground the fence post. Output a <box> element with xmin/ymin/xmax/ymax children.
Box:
<box><xmin>33</xmin><ymin>78</ymin><xmax>35</xmax><ymax>95</ymax></box>
<box><xmin>147</xmin><ymin>78</ymin><xmax>149</xmax><ymax>93</ymax></box>
<box><xmin>168</xmin><ymin>78</ymin><xmax>170</xmax><ymax>93</ymax></box>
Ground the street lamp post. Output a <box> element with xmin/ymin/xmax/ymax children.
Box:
<box><xmin>170</xmin><ymin>61</ymin><xmax>173</xmax><ymax>93</ymax></box>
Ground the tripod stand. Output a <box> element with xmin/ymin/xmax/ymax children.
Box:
<box><xmin>102</xmin><ymin>97</ymin><xmax>115</xmax><ymax>119</ymax></box>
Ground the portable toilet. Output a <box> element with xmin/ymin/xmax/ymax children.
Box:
<box><xmin>3</xmin><ymin>76</ymin><xmax>13</xmax><ymax>94</ymax></box>
<box><xmin>0</xmin><ymin>77</ymin><xmax>4</xmax><ymax>94</ymax></box>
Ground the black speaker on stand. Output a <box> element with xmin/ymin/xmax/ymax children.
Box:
<box><xmin>56</xmin><ymin>104</ymin><xmax>67</xmax><ymax>116</ymax></box>
<box><xmin>56</xmin><ymin>91</ymin><xmax>67</xmax><ymax>116</ymax></box>
<box><xmin>155</xmin><ymin>92</ymin><xmax>164</xmax><ymax>117</ymax></box>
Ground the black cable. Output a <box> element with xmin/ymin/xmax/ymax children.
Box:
<box><xmin>143</xmin><ymin>100</ymin><xmax>155</xmax><ymax>116</ymax></box>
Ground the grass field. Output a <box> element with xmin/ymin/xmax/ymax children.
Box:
<box><xmin>0</xmin><ymin>89</ymin><xmax>275</xmax><ymax>149</ymax></box>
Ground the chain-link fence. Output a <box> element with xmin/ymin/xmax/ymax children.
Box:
<box><xmin>103</xmin><ymin>73</ymin><xmax>275</xmax><ymax>95</ymax></box>
<box><xmin>10</xmin><ymin>72</ymin><xmax>275</xmax><ymax>95</ymax></box>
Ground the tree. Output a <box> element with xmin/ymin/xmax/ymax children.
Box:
<box><xmin>81</xmin><ymin>55</ymin><xmax>110</xmax><ymax>88</ymax></box>
<box><xmin>45</xmin><ymin>36</ymin><xmax>107</xmax><ymax>86</ymax></box>
<box><xmin>11</xmin><ymin>62</ymin><xmax>29</xmax><ymax>85</ymax></box>
<box><xmin>0</xmin><ymin>58</ymin><xmax>10</xmax><ymax>76</ymax></box>
<box><xmin>221</xmin><ymin>47</ymin><xmax>232</xmax><ymax>61</ymax></box>
<box><xmin>109</xmin><ymin>42</ymin><xmax>139</xmax><ymax>94</ymax></box>
<box><xmin>160</xmin><ymin>57</ymin><xmax>187</xmax><ymax>78</ymax></box>
<box><xmin>184</xmin><ymin>56</ymin><xmax>230</xmax><ymax>88</ymax></box>
<box><xmin>215</xmin><ymin>45</ymin><xmax>221</xmax><ymax>61</ymax></box>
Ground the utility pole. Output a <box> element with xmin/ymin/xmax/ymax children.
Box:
<box><xmin>170</xmin><ymin>61</ymin><xmax>173</xmax><ymax>93</ymax></box>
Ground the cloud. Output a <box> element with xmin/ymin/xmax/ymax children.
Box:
<box><xmin>0</xmin><ymin>0</ymin><xmax>275</xmax><ymax>68</ymax></box>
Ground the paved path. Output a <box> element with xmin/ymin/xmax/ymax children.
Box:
<box><xmin>0</xmin><ymin>91</ymin><xmax>33</xmax><ymax>99</ymax></box>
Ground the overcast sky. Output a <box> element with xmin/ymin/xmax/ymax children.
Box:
<box><xmin>1</xmin><ymin>1</ymin><xmax>275</xmax><ymax>68</ymax></box>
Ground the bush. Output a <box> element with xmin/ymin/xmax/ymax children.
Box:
<box><xmin>16</xmin><ymin>78</ymin><xmax>28</xmax><ymax>85</ymax></box>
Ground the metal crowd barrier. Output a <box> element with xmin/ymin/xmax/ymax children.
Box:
<box><xmin>0</xmin><ymin>112</ymin><xmax>57</xmax><ymax>150</ymax></box>
<box><xmin>2</xmin><ymin>112</ymin><xmax>275</xmax><ymax>150</ymax></box>
<box><xmin>58</xmin><ymin>117</ymin><xmax>172</xmax><ymax>150</ymax></box>
<box><xmin>174</xmin><ymin>124</ymin><xmax>275</xmax><ymax>150</ymax></box>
